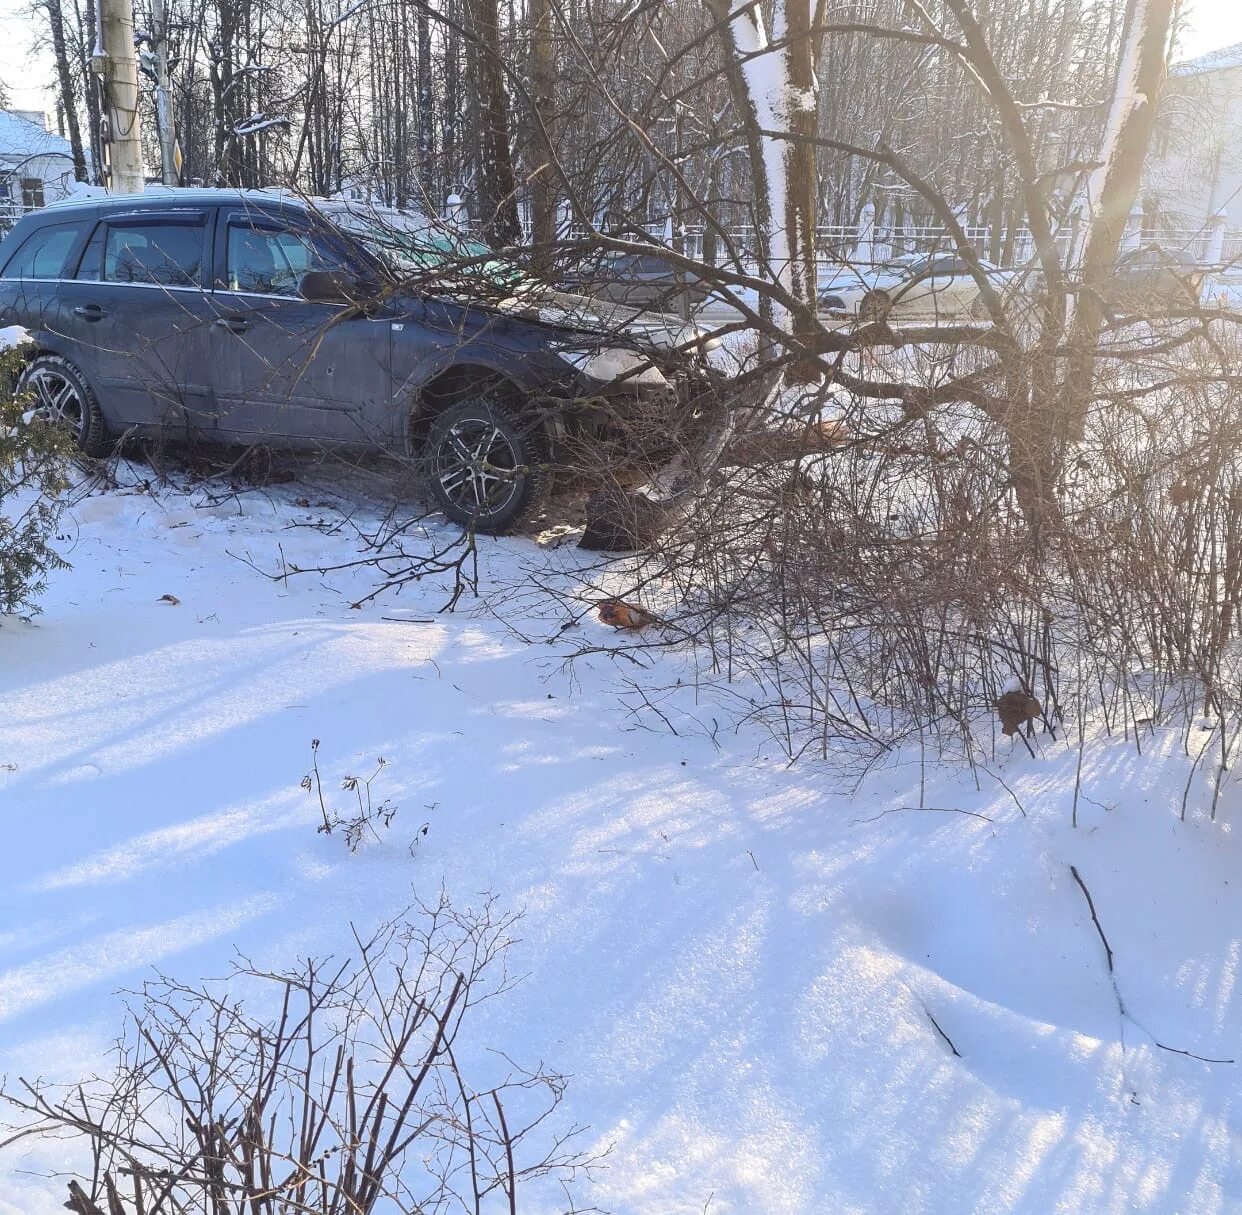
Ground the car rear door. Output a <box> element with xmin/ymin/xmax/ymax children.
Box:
<box><xmin>53</xmin><ymin>207</ymin><xmax>217</xmax><ymax>437</ymax></box>
<box><xmin>207</xmin><ymin>209</ymin><xmax>392</xmax><ymax>447</ymax></box>
<box><xmin>0</xmin><ymin>215</ymin><xmax>94</xmax><ymax>350</ymax></box>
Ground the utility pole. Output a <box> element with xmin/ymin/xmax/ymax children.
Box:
<box><xmin>150</xmin><ymin>0</ymin><xmax>177</xmax><ymax>184</ymax></box>
<box><xmin>92</xmin><ymin>0</ymin><xmax>144</xmax><ymax>193</ymax></box>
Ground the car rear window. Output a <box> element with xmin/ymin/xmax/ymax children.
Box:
<box><xmin>0</xmin><ymin>221</ymin><xmax>87</xmax><ymax>280</ymax></box>
<box><xmin>77</xmin><ymin>218</ymin><xmax>207</xmax><ymax>287</ymax></box>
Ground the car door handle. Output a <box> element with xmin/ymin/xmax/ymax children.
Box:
<box><xmin>73</xmin><ymin>304</ymin><xmax>106</xmax><ymax>321</ymax></box>
<box><xmin>214</xmin><ymin>316</ymin><xmax>251</xmax><ymax>334</ymax></box>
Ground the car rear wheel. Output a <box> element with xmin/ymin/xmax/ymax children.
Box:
<box><xmin>424</xmin><ymin>397</ymin><xmax>549</xmax><ymax>534</ymax></box>
<box><xmin>16</xmin><ymin>354</ymin><xmax>110</xmax><ymax>456</ymax></box>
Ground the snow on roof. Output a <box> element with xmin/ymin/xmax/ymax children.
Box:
<box><xmin>1174</xmin><ymin>41</ymin><xmax>1242</xmax><ymax>77</ymax></box>
<box><xmin>0</xmin><ymin>108</ymin><xmax>73</xmax><ymax>170</ymax></box>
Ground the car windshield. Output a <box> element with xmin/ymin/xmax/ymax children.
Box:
<box><xmin>338</xmin><ymin>213</ymin><xmax>529</xmax><ymax>291</ymax></box>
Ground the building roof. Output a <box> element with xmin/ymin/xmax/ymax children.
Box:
<box><xmin>0</xmin><ymin>108</ymin><xmax>73</xmax><ymax>172</ymax></box>
<box><xmin>1174</xmin><ymin>41</ymin><xmax>1242</xmax><ymax>77</ymax></box>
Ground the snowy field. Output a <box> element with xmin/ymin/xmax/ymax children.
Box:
<box><xmin>2</xmin><ymin>462</ymin><xmax>1242</xmax><ymax>1214</ymax></box>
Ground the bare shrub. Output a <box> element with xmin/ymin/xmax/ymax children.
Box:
<box><xmin>303</xmin><ymin>737</ymin><xmax>402</xmax><ymax>851</ymax></box>
<box><xmin>1</xmin><ymin>896</ymin><xmax>597</xmax><ymax>1214</ymax></box>
<box><xmin>546</xmin><ymin>319</ymin><xmax>1242</xmax><ymax>808</ymax></box>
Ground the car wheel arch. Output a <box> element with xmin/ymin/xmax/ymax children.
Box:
<box><xmin>406</xmin><ymin>363</ymin><xmax>551</xmax><ymax>456</ymax></box>
<box><xmin>16</xmin><ymin>351</ymin><xmax>111</xmax><ymax>456</ymax></box>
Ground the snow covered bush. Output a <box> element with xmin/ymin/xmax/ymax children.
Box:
<box><xmin>0</xmin><ymin>339</ymin><xmax>70</xmax><ymax>616</ymax></box>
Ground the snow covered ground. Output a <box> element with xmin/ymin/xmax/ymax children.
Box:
<box><xmin>2</xmin><ymin>463</ymin><xmax>1242</xmax><ymax>1213</ymax></box>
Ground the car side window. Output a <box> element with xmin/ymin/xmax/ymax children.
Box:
<box><xmin>76</xmin><ymin>224</ymin><xmax>105</xmax><ymax>280</ymax></box>
<box><xmin>99</xmin><ymin>221</ymin><xmax>206</xmax><ymax>287</ymax></box>
<box><xmin>0</xmin><ymin>221</ymin><xmax>87</xmax><ymax>280</ymax></box>
<box><xmin>225</xmin><ymin>224</ymin><xmax>352</xmax><ymax>296</ymax></box>
<box><xmin>74</xmin><ymin>218</ymin><xmax>206</xmax><ymax>286</ymax></box>
<box><xmin>598</xmin><ymin>254</ymin><xmax>633</xmax><ymax>277</ymax></box>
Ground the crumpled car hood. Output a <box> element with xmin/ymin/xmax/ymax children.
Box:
<box><xmin>489</xmin><ymin>287</ymin><xmax>714</xmax><ymax>352</ymax></box>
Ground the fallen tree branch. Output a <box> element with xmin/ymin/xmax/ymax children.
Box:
<box><xmin>1070</xmin><ymin>863</ymin><xmax>1122</xmax><ymax>1001</ymax></box>
<box><xmin>851</xmin><ymin>805</ymin><xmax>995</xmax><ymax>826</ymax></box>
<box><xmin>923</xmin><ymin>1006</ymin><xmax>962</xmax><ymax>1058</ymax></box>
<box><xmin>1070</xmin><ymin>864</ymin><xmax>1233</xmax><ymax>1065</ymax></box>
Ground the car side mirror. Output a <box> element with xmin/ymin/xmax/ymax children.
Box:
<box><xmin>298</xmin><ymin>269</ymin><xmax>378</xmax><ymax>306</ymax></box>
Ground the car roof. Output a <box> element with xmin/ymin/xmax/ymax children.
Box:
<box><xmin>41</xmin><ymin>186</ymin><xmax>316</xmax><ymax>217</ymax></box>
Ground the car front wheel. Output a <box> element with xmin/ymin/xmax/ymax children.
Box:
<box><xmin>859</xmin><ymin>289</ymin><xmax>892</xmax><ymax>323</ymax></box>
<box><xmin>16</xmin><ymin>354</ymin><xmax>110</xmax><ymax>456</ymax></box>
<box><xmin>424</xmin><ymin>397</ymin><xmax>549</xmax><ymax>534</ymax></box>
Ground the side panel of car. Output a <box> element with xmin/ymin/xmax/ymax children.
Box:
<box><xmin>2</xmin><ymin>194</ymin><xmax>577</xmax><ymax>466</ymax></box>
<box><xmin>206</xmin><ymin>207</ymin><xmax>393</xmax><ymax>448</ymax></box>
<box><xmin>0</xmin><ymin>212</ymin><xmax>97</xmax><ymax>364</ymax></box>
<box><xmin>389</xmin><ymin>296</ymin><xmax>572</xmax><ymax>448</ymax></box>
<box><xmin>52</xmin><ymin>207</ymin><xmax>218</xmax><ymax>437</ymax></box>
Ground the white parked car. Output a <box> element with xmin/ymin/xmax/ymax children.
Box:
<box><xmin>818</xmin><ymin>253</ymin><xmax>1012</xmax><ymax>323</ymax></box>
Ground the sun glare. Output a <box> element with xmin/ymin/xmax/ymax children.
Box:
<box><xmin>1181</xmin><ymin>0</ymin><xmax>1242</xmax><ymax>57</ymax></box>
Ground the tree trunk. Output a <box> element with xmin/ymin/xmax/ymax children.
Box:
<box><xmin>76</xmin><ymin>0</ymin><xmax>104</xmax><ymax>184</ymax></box>
<box><xmin>704</xmin><ymin>0</ymin><xmax>821</xmax><ymax>374</ymax></box>
<box><xmin>465</xmin><ymin>0</ymin><xmax>521</xmax><ymax>247</ymax></box>
<box><xmin>417</xmin><ymin>4</ymin><xmax>435</xmax><ymax>201</ymax></box>
<box><xmin>1065</xmin><ymin>0</ymin><xmax>1175</xmax><ymax>437</ymax></box>
<box><xmin>528</xmin><ymin>0</ymin><xmax>557</xmax><ymax>265</ymax></box>
<box><xmin>45</xmin><ymin>0</ymin><xmax>88</xmax><ymax>181</ymax></box>
<box><xmin>703</xmin><ymin>0</ymin><xmax>777</xmax><ymax>332</ymax></box>
<box><xmin>780</xmin><ymin>0</ymin><xmax>820</xmax><ymax>384</ymax></box>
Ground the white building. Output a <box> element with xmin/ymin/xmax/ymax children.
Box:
<box><xmin>0</xmin><ymin>109</ymin><xmax>78</xmax><ymax>229</ymax></box>
<box><xmin>1145</xmin><ymin>43</ymin><xmax>1242</xmax><ymax>232</ymax></box>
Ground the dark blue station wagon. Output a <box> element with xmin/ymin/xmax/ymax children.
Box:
<box><xmin>0</xmin><ymin>190</ymin><xmax>721</xmax><ymax>532</ymax></box>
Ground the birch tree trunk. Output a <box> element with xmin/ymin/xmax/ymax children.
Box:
<box><xmin>1064</xmin><ymin>0</ymin><xmax>1175</xmax><ymax>435</ymax></box>
<box><xmin>705</xmin><ymin>0</ymin><xmax>820</xmax><ymax>379</ymax></box>
<box><xmin>778</xmin><ymin>0</ymin><xmax>821</xmax><ymax>384</ymax></box>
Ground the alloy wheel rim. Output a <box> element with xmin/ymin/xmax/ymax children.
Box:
<box><xmin>435</xmin><ymin>418</ymin><xmax>522</xmax><ymax>518</ymax></box>
<box><xmin>27</xmin><ymin>367</ymin><xmax>85</xmax><ymax>440</ymax></box>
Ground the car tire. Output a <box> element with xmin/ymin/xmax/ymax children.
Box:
<box><xmin>424</xmin><ymin>396</ymin><xmax>550</xmax><ymax>534</ymax></box>
<box><xmin>859</xmin><ymin>289</ymin><xmax>892</xmax><ymax>323</ymax></box>
<box><xmin>16</xmin><ymin>354</ymin><xmax>110</xmax><ymax>457</ymax></box>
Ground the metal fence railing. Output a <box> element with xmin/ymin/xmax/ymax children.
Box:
<box><xmin>556</xmin><ymin>219</ymin><xmax>1242</xmax><ymax>273</ymax></box>
<box><xmin>7</xmin><ymin>190</ymin><xmax>1241</xmax><ymax>273</ymax></box>
<box><xmin>0</xmin><ymin>199</ymin><xmax>23</xmax><ymax>236</ymax></box>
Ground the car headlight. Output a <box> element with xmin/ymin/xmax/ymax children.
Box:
<box><xmin>558</xmin><ymin>346</ymin><xmax>669</xmax><ymax>387</ymax></box>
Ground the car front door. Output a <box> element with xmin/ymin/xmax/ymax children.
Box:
<box><xmin>884</xmin><ymin>257</ymin><xmax>929</xmax><ymax>318</ymax></box>
<box><xmin>906</xmin><ymin>256</ymin><xmax>978</xmax><ymax>320</ymax></box>
<box><xmin>208</xmin><ymin>211</ymin><xmax>393</xmax><ymax>448</ymax></box>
